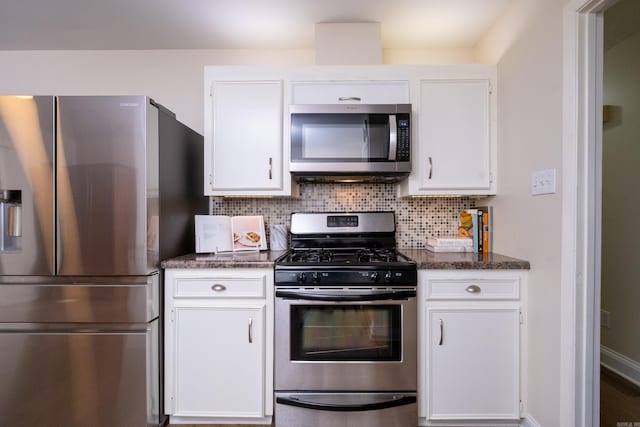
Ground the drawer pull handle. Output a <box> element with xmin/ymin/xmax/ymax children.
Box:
<box><xmin>438</xmin><ymin>319</ymin><xmax>444</xmax><ymax>346</ymax></box>
<box><xmin>465</xmin><ymin>285</ymin><xmax>481</xmax><ymax>294</ymax></box>
<box><xmin>248</xmin><ymin>317</ymin><xmax>253</xmax><ymax>343</ymax></box>
<box><xmin>211</xmin><ymin>284</ymin><xmax>227</xmax><ymax>292</ymax></box>
<box><xmin>338</xmin><ymin>96</ymin><xmax>361</xmax><ymax>102</ymax></box>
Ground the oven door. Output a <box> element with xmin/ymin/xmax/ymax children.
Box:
<box><xmin>275</xmin><ymin>287</ymin><xmax>417</xmax><ymax>391</ymax></box>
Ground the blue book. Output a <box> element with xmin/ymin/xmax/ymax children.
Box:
<box><xmin>477</xmin><ymin>209</ymin><xmax>484</xmax><ymax>253</ymax></box>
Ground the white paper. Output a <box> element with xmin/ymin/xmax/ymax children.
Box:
<box><xmin>231</xmin><ymin>216</ymin><xmax>267</xmax><ymax>251</ymax></box>
<box><xmin>195</xmin><ymin>215</ymin><xmax>232</xmax><ymax>253</ymax></box>
<box><xmin>195</xmin><ymin>215</ymin><xmax>267</xmax><ymax>253</ymax></box>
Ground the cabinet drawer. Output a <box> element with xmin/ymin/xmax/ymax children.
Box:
<box><xmin>291</xmin><ymin>81</ymin><xmax>410</xmax><ymax>104</ymax></box>
<box><xmin>173</xmin><ymin>275</ymin><xmax>266</xmax><ymax>298</ymax></box>
<box><xmin>426</xmin><ymin>277</ymin><xmax>519</xmax><ymax>300</ymax></box>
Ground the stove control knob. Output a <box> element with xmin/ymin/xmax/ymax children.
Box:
<box><xmin>384</xmin><ymin>271</ymin><xmax>393</xmax><ymax>283</ymax></box>
<box><xmin>311</xmin><ymin>272</ymin><xmax>321</xmax><ymax>283</ymax></box>
<box><xmin>296</xmin><ymin>272</ymin><xmax>306</xmax><ymax>283</ymax></box>
<box><xmin>369</xmin><ymin>272</ymin><xmax>380</xmax><ymax>282</ymax></box>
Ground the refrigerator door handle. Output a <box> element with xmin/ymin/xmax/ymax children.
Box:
<box><xmin>56</xmin><ymin>220</ymin><xmax>62</xmax><ymax>274</ymax></box>
<box><xmin>0</xmin><ymin>323</ymin><xmax>152</xmax><ymax>334</ymax></box>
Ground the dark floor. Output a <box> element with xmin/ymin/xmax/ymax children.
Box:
<box><xmin>601</xmin><ymin>366</ymin><xmax>640</xmax><ymax>427</ymax></box>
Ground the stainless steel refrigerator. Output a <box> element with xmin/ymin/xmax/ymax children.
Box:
<box><xmin>0</xmin><ymin>96</ymin><xmax>206</xmax><ymax>427</ymax></box>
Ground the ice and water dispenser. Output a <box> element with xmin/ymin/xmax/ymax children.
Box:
<box><xmin>0</xmin><ymin>190</ymin><xmax>21</xmax><ymax>252</ymax></box>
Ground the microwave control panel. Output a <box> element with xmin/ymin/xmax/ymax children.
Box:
<box><xmin>397</xmin><ymin>117</ymin><xmax>410</xmax><ymax>161</ymax></box>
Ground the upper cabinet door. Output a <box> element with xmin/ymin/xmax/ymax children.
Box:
<box><xmin>291</xmin><ymin>80</ymin><xmax>410</xmax><ymax>104</ymax></box>
<box><xmin>205</xmin><ymin>79</ymin><xmax>287</xmax><ymax>195</ymax></box>
<box><xmin>398</xmin><ymin>71</ymin><xmax>496</xmax><ymax>197</ymax></box>
<box><xmin>419</xmin><ymin>79</ymin><xmax>492</xmax><ymax>192</ymax></box>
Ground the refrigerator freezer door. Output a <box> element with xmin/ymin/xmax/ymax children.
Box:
<box><xmin>0</xmin><ymin>320</ymin><xmax>160</xmax><ymax>427</ymax></box>
<box><xmin>0</xmin><ymin>274</ymin><xmax>159</xmax><ymax>323</ymax></box>
<box><xmin>56</xmin><ymin>96</ymin><xmax>158</xmax><ymax>276</ymax></box>
<box><xmin>0</xmin><ymin>96</ymin><xmax>55</xmax><ymax>275</ymax></box>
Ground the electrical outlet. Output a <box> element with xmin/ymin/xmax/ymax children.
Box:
<box><xmin>531</xmin><ymin>168</ymin><xmax>557</xmax><ymax>195</ymax></box>
<box><xmin>601</xmin><ymin>309</ymin><xmax>611</xmax><ymax>329</ymax></box>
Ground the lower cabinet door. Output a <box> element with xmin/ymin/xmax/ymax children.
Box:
<box><xmin>426</xmin><ymin>306</ymin><xmax>520</xmax><ymax>420</ymax></box>
<box><xmin>172</xmin><ymin>304</ymin><xmax>265</xmax><ymax>417</ymax></box>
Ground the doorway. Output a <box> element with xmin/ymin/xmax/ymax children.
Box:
<box><xmin>599</xmin><ymin>0</ymin><xmax>640</xmax><ymax>425</ymax></box>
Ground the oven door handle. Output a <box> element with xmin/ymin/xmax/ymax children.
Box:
<box><xmin>276</xmin><ymin>394</ymin><xmax>416</xmax><ymax>412</ymax></box>
<box><xmin>275</xmin><ymin>290</ymin><xmax>416</xmax><ymax>301</ymax></box>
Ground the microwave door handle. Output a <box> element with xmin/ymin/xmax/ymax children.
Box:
<box><xmin>362</xmin><ymin>119</ymin><xmax>369</xmax><ymax>159</ymax></box>
<box><xmin>388</xmin><ymin>114</ymin><xmax>397</xmax><ymax>161</ymax></box>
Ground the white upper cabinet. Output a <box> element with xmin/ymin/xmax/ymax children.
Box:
<box><xmin>398</xmin><ymin>66</ymin><xmax>497</xmax><ymax>196</ymax></box>
<box><xmin>290</xmin><ymin>80</ymin><xmax>410</xmax><ymax>104</ymax></box>
<box><xmin>204</xmin><ymin>67</ymin><xmax>295</xmax><ymax>196</ymax></box>
<box><xmin>418</xmin><ymin>79</ymin><xmax>491</xmax><ymax>191</ymax></box>
<box><xmin>203</xmin><ymin>65</ymin><xmax>497</xmax><ymax>197</ymax></box>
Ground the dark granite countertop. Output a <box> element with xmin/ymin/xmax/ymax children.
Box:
<box><xmin>162</xmin><ymin>249</ymin><xmax>529</xmax><ymax>270</ymax></box>
<box><xmin>399</xmin><ymin>249</ymin><xmax>530</xmax><ymax>270</ymax></box>
<box><xmin>161</xmin><ymin>250</ymin><xmax>287</xmax><ymax>269</ymax></box>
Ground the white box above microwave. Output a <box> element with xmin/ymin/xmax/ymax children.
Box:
<box><xmin>289</xmin><ymin>104</ymin><xmax>411</xmax><ymax>183</ymax></box>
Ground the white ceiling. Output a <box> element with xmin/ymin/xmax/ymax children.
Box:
<box><xmin>0</xmin><ymin>0</ymin><xmax>513</xmax><ymax>51</ymax></box>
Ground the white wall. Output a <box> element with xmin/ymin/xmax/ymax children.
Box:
<box><xmin>0</xmin><ymin>47</ymin><xmax>475</xmax><ymax>136</ymax></box>
<box><xmin>0</xmin><ymin>20</ymin><xmax>562</xmax><ymax>422</ymax></box>
<box><xmin>601</xmin><ymin>29</ymin><xmax>640</xmax><ymax>363</ymax></box>
<box><xmin>383</xmin><ymin>47</ymin><xmax>475</xmax><ymax>64</ymax></box>
<box><xmin>475</xmin><ymin>0</ymin><xmax>567</xmax><ymax>425</ymax></box>
<box><xmin>0</xmin><ymin>49</ymin><xmax>315</xmax><ymax>134</ymax></box>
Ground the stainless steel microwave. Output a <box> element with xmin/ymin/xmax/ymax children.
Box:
<box><xmin>289</xmin><ymin>104</ymin><xmax>411</xmax><ymax>183</ymax></box>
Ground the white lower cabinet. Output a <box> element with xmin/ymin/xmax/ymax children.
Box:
<box><xmin>164</xmin><ymin>269</ymin><xmax>274</xmax><ymax>424</ymax></box>
<box><xmin>419</xmin><ymin>270</ymin><xmax>526</xmax><ymax>425</ymax></box>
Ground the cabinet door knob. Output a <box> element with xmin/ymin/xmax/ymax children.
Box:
<box><xmin>211</xmin><ymin>284</ymin><xmax>226</xmax><ymax>292</ymax></box>
<box><xmin>248</xmin><ymin>317</ymin><xmax>253</xmax><ymax>343</ymax></box>
<box><xmin>438</xmin><ymin>318</ymin><xmax>444</xmax><ymax>346</ymax></box>
<box><xmin>465</xmin><ymin>284</ymin><xmax>481</xmax><ymax>294</ymax></box>
<box><xmin>428</xmin><ymin>156</ymin><xmax>433</xmax><ymax>179</ymax></box>
<box><xmin>268</xmin><ymin>157</ymin><xmax>273</xmax><ymax>180</ymax></box>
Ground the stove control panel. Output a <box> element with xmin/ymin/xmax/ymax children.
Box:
<box><xmin>327</xmin><ymin>215</ymin><xmax>359</xmax><ymax>228</ymax></box>
<box><xmin>276</xmin><ymin>269</ymin><xmax>417</xmax><ymax>285</ymax></box>
<box><xmin>296</xmin><ymin>272</ymin><xmax>322</xmax><ymax>283</ymax></box>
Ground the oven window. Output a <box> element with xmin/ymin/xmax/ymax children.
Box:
<box><xmin>290</xmin><ymin>305</ymin><xmax>401</xmax><ymax>362</ymax></box>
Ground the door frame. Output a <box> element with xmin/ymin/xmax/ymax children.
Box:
<box><xmin>561</xmin><ymin>0</ymin><xmax>617</xmax><ymax>426</ymax></box>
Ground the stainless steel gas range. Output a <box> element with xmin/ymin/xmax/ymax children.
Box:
<box><xmin>274</xmin><ymin>212</ymin><xmax>418</xmax><ymax>427</ymax></box>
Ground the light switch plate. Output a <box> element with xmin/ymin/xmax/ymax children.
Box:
<box><xmin>531</xmin><ymin>168</ymin><xmax>556</xmax><ymax>195</ymax></box>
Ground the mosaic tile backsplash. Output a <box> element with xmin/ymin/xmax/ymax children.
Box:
<box><xmin>210</xmin><ymin>184</ymin><xmax>475</xmax><ymax>249</ymax></box>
